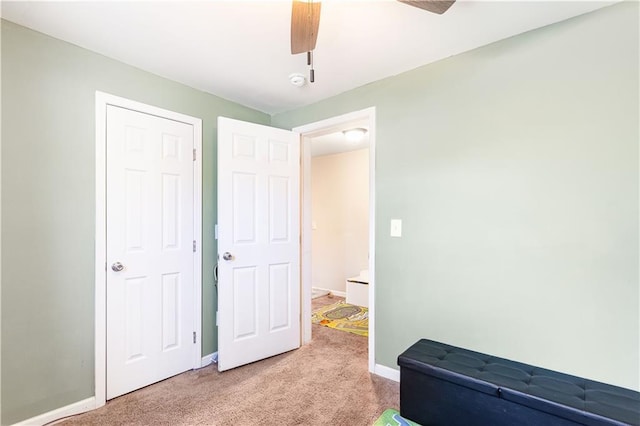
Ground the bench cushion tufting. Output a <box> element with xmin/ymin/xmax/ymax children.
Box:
<box><xmin>398</xmin><ymin>339</ymin><xmax>640</xmax><ymax>426</ymax></box>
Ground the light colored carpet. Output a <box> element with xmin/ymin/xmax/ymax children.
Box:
<box><xmin>57</xmin><ymin>296</ymin><xmax>399</xmax><ymax>425</ymax></box>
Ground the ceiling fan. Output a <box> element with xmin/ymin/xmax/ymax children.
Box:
<box><xmin>290</xmin><ymin>0</ymin><xmax>456</xmax><ymax>83</ymax></box>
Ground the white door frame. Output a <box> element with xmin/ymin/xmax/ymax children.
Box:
<box><xmin>94</xmin><ymin>91</ymin><xmax>202</xmax><ymax>407</ymax></box>
<box><xmin>293</xmin><ymin>107</ymin><xmax>376</xmax><ymax>373</ymax></box>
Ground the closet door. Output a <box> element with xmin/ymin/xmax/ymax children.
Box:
<box><xmin>106</xmin><ymin>104</ymin><xmax>196</xmax><ymax>398</ymax></box>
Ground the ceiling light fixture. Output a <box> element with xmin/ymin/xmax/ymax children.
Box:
<box><xmin>342</xmin><ymin>128</ymin><xmax>368</xmax><ymax>143</ymax></box>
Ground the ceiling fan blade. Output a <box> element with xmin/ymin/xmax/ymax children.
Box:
<box><xmin>291</xmin><ymin>0</ymin><xmax>321</xmax><ymax>55</ymax></box>
<box><xmin>398</xmin><ymin>0</ymin><xmax>455</xmax><ymax>15</ymax></box>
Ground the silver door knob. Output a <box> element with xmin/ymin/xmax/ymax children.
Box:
<box><xmin>111</xmin><ymin>262</ymin><xmax>124</xmax><ymax>272</ymax></box>
<box><xmin>222</xmin><ymin>252</ymin><xmax>233</xmax><ymax>261</ymax></box>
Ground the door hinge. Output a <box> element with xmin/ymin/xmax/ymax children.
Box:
<box><xmin>193</xmin><ymin>331</ymin><xmax>196</xmax><ymax>344</ymax></box>
<box><xmin>193</xmin><ymin>240</ymin><xmax>196</xmax><ymax>252</ymax></box>
<box><xmin>193</xmin><ymin>149</ymin><xmax>196</xmax><ymax>161</ymax></box>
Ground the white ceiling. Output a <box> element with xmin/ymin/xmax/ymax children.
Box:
<box><xmin>1</xmin><ymin>1</ymin><xmax>616</xmax><ymax>115</ymax></box>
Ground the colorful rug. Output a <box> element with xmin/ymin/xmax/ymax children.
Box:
<box><xmin>311</xmin><ymin>301</ymin><xmax>368</xmax><ymax>337</ymax></box>
<box><xmin>373</xmin><ymin>409</ymin><xmax>421</xmax><ymax>426</ymax></box>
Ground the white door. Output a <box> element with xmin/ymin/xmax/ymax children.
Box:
<box><xmin>106</xmin><ymin>105</ymin><xmax>196</xmax><ymax>399</ymax></box>
<box><xmin>217</xmin><ymin>117</ymin><xmax>300</xmax><ymax>371</ymax></box>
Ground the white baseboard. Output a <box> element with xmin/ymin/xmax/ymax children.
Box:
<box><xmin>14</xmin><ymin>353</ymin><xmax>217</xmax><ymax>425</ymax></box>
<box><xmin>374</xmin><ymin>363</ymin><xmax>400</xmax><ymax>382</ymax></box>
<box><xmin>313</xmin><ymin>287</ymin><xmax>346</xmax><ymax>298</ymax></box>
<box><xmin>201</xmin><ymin>352</ymin><xmax>217</xmax><ymax>367</ymax></box>
<box><xmin>14</xmin><ymin>397</ymin><xmax>96</xmax><ymax>426</ymax></box>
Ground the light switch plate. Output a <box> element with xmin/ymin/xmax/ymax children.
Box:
<box><xmin>390</xmin><ymin>219</ymin><xmax>402</xmax><ymax>237</ymax></box>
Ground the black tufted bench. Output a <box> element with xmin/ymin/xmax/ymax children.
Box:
<box><xmin>398</xmin><ymin>339</ymin><xmax>640</xmax><ymax>426</ymax></box>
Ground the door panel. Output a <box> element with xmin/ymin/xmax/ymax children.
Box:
<box><xmin>233</xmin><ymin>172</ymin><xmax>257</xmax><ymax>243</ymax></box>
<box><xmin>218</xmin><ymin>117</ymin><xmax>300</xmax><ymax>371</ymax></box>
<box><xmin>269</xmin><ymin>263</ymin><xmax>291</xmax><ymax>331</ymax></box>
<box><xmin>106</xmin><ymin>105</ymin><xmax>195</xmax><ymax>399</ymax></box>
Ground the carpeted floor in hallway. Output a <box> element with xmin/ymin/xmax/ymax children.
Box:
<box><xmin>57</xmin><ymin>295</ymin><xmax>398</xmax><ymax>425</ymax></box>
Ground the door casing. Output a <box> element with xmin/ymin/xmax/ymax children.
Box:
<box><xmin>94</xmin><ymin>91</ymin><xmax>203</xmax><ymax>408</ymax></box>
<box><xmin>293</xmin><ymin>107</ymin><xmax>376</xmax><ymax>373</ymax></box>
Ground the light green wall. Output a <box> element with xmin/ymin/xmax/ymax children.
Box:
<box><xmin>273</xmin><ymin>2</ymin><xmax>639</xmax><ymax>390</ymax></box>
<box><xmin>1</xmin><ymin>2</ymin><xmax>639</xmax><ymax>424</ymax></box>
<box><xmin>0</xmin><ymin>20</ymin><xmax>269</xmax><ymax>425</ymax></box>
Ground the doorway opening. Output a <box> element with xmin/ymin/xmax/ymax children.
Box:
<box><xmin>294</xmin><ymin>107</ymin><xmax>376</xmax><ymax>372</ymax></box>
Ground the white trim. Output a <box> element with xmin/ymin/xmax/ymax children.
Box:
<box><xmin>329</xmin><ymin>289</ymin><xmax>347</xmax><ymax>298</ymax></box>
<box><xmin>201</xmin><ymin>352</ymin><xmax>216</xmax><ymax>367</ymax></box>
<box><xmin>192</xmin><ymin>107</ymin><xmax>203</xmax><ymax>373</ymax></box>
<box><xmin>312</xmin><ymin>287</ymin><xmax>347</xmax><ymax>298</ymax></box>
<box><xmin>94</xmin><ymin>93</ymin><xmax>107</xmax><ymax>408</ymax></box>
<box><xmin>293</xmin><ymin>107</ymin><xmax>377</xmax><ymax>373</ymax></box>
<box><xmin>374</xmin><ymin>364</ymin><xmax>400</xmax><ymax>383</ymax></box>
<box><xmin>13</xmin><ymin>397</ymin><xmax>96</xmax><ymax>426</ymax></box>
<box><xmin>0</xmin><ymin>34</ymin><xmax>3</xmax><ymax>423</ymax></box>
<box><xmin>94</xmin><ymin>91</ymin><xmax>202</xmax><ymax>409</ymax></box>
